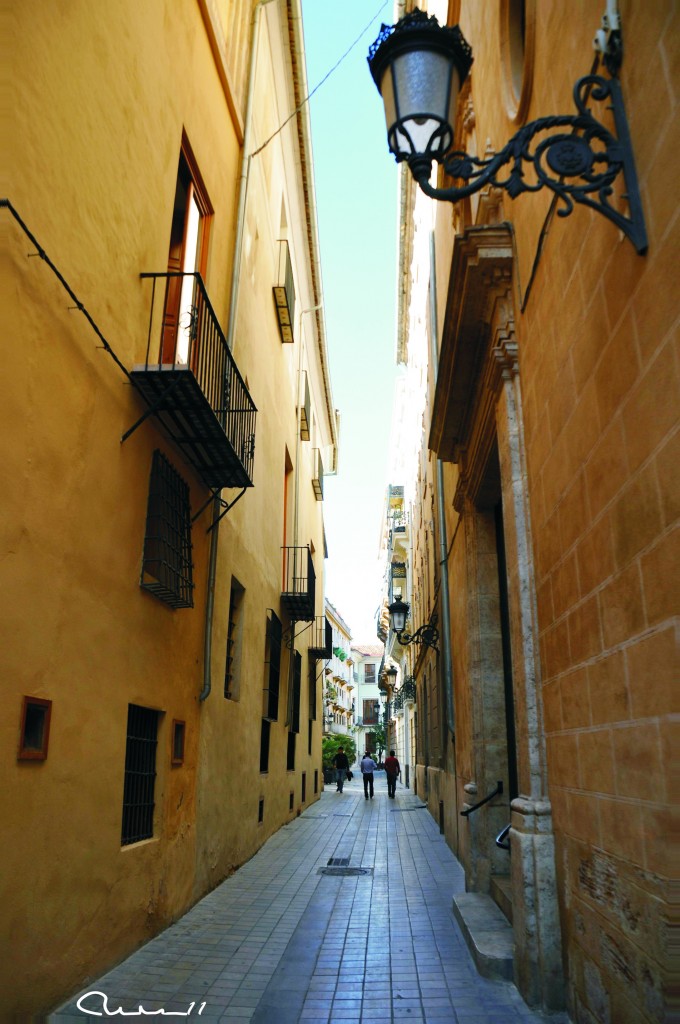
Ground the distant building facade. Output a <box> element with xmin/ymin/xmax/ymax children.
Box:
<box><xmin>351</xmin><ymin>643</ymin><xmax>385</xmax><ymax>762</ymax></box>
<box><xmin>323</xmin><ymin>600</ymin><xmax>354</xmax><ymax>736</ymax></box>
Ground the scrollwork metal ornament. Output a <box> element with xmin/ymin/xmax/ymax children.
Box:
<box><xmin>369</xmin><ymin>10</ymin><xmax>647</xmax><ymax>254</ymax></box>
<box><xmin>396</xmin><ymin>612</ymin><xmax>440</xmax><ymax>653</ymax></box>
<box><xmin>411</xmin><ymin>74</ymin><xmax>647</xmax><ymax>253</ymax></box>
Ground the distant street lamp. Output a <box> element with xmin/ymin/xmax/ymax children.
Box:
<box><xmin>368</xmin><ymin>8</ymin><xmax>647</xmax><ymax>253</ymax></box>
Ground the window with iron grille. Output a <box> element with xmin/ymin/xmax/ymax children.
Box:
<box><xmin>224</xmin><ymin>577</ymin><xmax>245</xmax><ymax>700</ymax></box>
<box><xmin>121</xmin><ymin>704</ymin><xmax>159</xmax><ymax>846</ymax></box>
<box><xmin>287</xmin><ymin>650</ymin><xmax>301</xmax><ymax>734</ymax></box>
<box><xmin>365</xmin><ymin>663</ymin><xmax>376</xmax><ymax>684</ymax></box>
<box><xmin>263</xmin><ymin>610</ymin><xmax>282</xmax><ymax>721</ymax></box>
<box><xmin>140</xmin><ymin>450</ymin><xmax>193</xmax><ymax>609</ymax></box>
<box><xmin>286</xmin><ymin>730</ymin><xmax>296</xmax><ymax>771</ymax></box>
<box><xmin>260</xmin><ymin>719</ymin><xmax>271</xmax><ymax>774</ymax></box>
<box><xmin>308</xmin><ymin>662</ymin><xmax>317</xmax><ymax>721</ymax></box>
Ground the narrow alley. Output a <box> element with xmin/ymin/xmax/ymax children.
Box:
<box><xmin>51</xmin><ymin>778</ymin><xmax>567</xmax><ymax>1024</ymax></box>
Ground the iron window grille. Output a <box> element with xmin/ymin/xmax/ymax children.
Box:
<box><xmin>288</xmin><ymin>650</ymin><xmax>302</xmax><ymax>734</ymax></box>
<box><xmin>140</xmin><ymin>450</ymin><xmax>194</xmax><ymax>609</ymax></box>
<box><xmin>263</xmin><ymin>610</ymin><xmax>282</xmax><ymax>721</ymax></box>
<box><xmin>224</xmin><ymin>579</ymin><xmax>244</xmax><ymax>699</ymax></box>
<box><xmin>121</xmin><ymin>704</ymin><xmax>159</xmax><ymax>846</ymax></box>
<box><xmin>308</xmin><ymin>661</ymin><xmax>318</xmax><ymax>721</ymax></box>
<box><xmin>260</xmin><ymin>719</ymin><xmax>271</xmax><ymax>774</ymax></box>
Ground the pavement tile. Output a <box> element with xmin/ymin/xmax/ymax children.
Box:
<box><xmin>49</xmin><ymin>782</ymin><xmax>562</xmax><ymax>1024</ymax></box>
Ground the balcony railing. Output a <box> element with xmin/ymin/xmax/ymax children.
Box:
<box><xmin>392</xmin><ymin>677</ymin><xmax>416</xmax><ymax>712</ymax></box>
<box><xmin>281</xmin><ymin>545</ymin><xmax>316</xmax><ymax>622</ymax></box>
<box><xmin>308</xmin><ymin>616</ymin><xmax>332</xmax><ymax>659</ymax></box>
<box><xmin>130</xmin><ymin>272</ymin><xmax>257</xmax><ymax>489</ymax></box>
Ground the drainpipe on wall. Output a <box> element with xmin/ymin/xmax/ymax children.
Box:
<box><xmin>200</xmin><ymin>0</ymin><xmax>272</xmax><ymax>702</ymax></box>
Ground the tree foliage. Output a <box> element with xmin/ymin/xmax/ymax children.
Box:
<box><xmin>322</xmin><ymin>732</ymin><xmax>357</xmax><ymax>768</ymax></box>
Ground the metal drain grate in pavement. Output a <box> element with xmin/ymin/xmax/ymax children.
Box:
<box><xmin>318</xmin><ymin>866</ymin><xmax>373</xmax><ymax>876</ymax></box>
<box><xmin>327</xmin><ymin>857</ymin><xmax>350</xmax><ymax>866</ymax></box>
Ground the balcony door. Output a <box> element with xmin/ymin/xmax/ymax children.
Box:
<box><xmin>162</xmin><ymin>140</ymin><xmax>212</xmax><ymax>365</ymax></box>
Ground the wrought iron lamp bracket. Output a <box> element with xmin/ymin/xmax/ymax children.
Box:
<box><xmin>396</xmin><ymin>612</ymin><xmax>440</xmax><ymax>653</ymax></box>
<box><xmin>410</xmin><ymin>73</ymin><xmax>647</xmax><ymax>254</ymax></box>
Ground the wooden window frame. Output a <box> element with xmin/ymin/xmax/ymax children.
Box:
<box><xmin>17</xmin><ymin>696</ymin><xmax>52</xmax><ymax>761</ymax></box>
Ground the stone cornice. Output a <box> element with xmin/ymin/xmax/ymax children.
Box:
<box><xmin>428</xmin><ymin>225</ymin><xmax>514</xmax><ymax>463</ymax></box>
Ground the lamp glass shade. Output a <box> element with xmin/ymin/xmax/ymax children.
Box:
<box><xmin>368</xmin><ymin>12</ymin><xmax>472</xmax><ymax>164</ymax></box>
<box><xmin>388</xmin><ymin>597</ymin><xmax>409</xmax><ymax>633</ymax></box>
<box><xmin>383</xmin><ymin>50</ymin><xmax>459</xmax><ymax>160</ymax></box>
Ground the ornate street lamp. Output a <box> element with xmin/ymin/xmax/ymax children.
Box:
<box><xmin>385</xmin><ymin>664</ymin><xmax>398</xmax><ymax>687</ymax></box>
<box><xmin>368</xmin><ymin>8</ymin><xmax>647</xmax><ymax>253</ymax></box>
<box><xmin>388</xmin><ymin>597</ymin><xmax>440</xmax><ymax>652</ymax></box>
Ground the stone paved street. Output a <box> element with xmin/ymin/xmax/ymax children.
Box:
<box><xmin>51</xmin><ymin>776</ymin><xmax>568</xmax><ymax>1023</ymax></box>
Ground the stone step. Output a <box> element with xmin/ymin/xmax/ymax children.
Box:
<box><xmin>490</xmin><ymin>873</ymin><xmax>513</xmax><ymax>923</ymax></box>
<box><xmin>452</xmin><ymin>892</ymin><xmax>515</xmax><ymax>982</ymax></box>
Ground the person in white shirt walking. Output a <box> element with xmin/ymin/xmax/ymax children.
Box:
<box><xmin>360</xmin><ymin>752</ymin><xmax>377</xmax><ymax>800</ymax></box>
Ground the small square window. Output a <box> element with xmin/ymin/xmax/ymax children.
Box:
<box><xmin>171</xmin><ymin>720</ymin><xmax>185</xmax><ymax>765</ymax></box>
<box><xmin>18</xmin><ymin>697</ymin><xmax>52</xmax><ymax>760</ymax></box>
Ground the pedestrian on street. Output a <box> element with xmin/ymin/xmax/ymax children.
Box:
<box><xmin>360</xmin><ymin>751</ymin><xmax>377</xmax><ymax>800</ymax></box>
<box><xmin>384</xmin><ymin>750</ymin><xmax>401</xmax><ymax>798</ymax></box>
<box><xmin>332</xmin><ymin>746</ymin><xmax>350</xmax><ymax>793</ymax></box>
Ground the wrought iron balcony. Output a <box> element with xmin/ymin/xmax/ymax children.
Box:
<box><xmin>281</xmin><ymin>545</ymin><xmax>316</xmax><ymax>622</ymax></box>
<box><xmin>129</xmin><ymin>272</ymin><xmax>257</xmax><ymax>489</ymax></box>
<box><xmin>308</xmin><ymin>615</ymin><xmax>332</xmax><ymax>659</ymax></box>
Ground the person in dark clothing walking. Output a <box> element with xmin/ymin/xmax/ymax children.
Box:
<box><xmin>384</xmin><ymin>750</ymin><xmax>401</xmax><ymax>798</ymax></box>
<box><xmin>360</xmin><ymin>752</ymin><xmax>377</xmax><ymax>799</ymax></box>
<box><xmin>332</xmin><ymin>746</ymin><xmax>350</xmax><ymax>793</ymax></box>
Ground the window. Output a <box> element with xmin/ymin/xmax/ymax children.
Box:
<box><xmin>263</xmin><ymin>610</ymin><xmax>282</xmax><ymax>721</ymax></box>
<box><xmin>288</xmin><ymin>651</ymin><xmax>301</xmax><ymax>734</ymax></box>
<box><xmin>289</xmin><ymin>791</ymin><xmax>294</xmax><ymax>811</ymax></box>
<box><xmin>258</xmin><ymin>798</ymin><xmax>265</xmax><ymax>824</ymax></box>
<box><xmin>287</xmin><ymin>731</ymin><xmax>296</xmax><ymax>771</ymax></box>
<box><xmin>162</xmin><ymin>139</ymin><xmax>213</xmax><ymax>365</ymax></box>
<box><xmin>309</xmin><ymin>662</ymin><xmax>317</xmax><ymax>721</ymax></box>
<box><xmin>314</xmin><ymin>769</ymin><xmax>319</xmax><ymax>794</ymax></box>
<box><xmin>500</xmin><ymin>0</ymin><xmax>535</xmax><ymax>123</ymax></box>
<box><xmin>121</xmin><ymin>704</ymin><xmax>160</xmax><ymax>846</ymax></box>
<box><xmin>365</xmin><ymin>663</ymin><xmax>376</xmax><ymax>685</ymax></box>
<box><xmin>17</xmin><ymin>696</ymin><xmax>52</xmax><ymax>761</ymax></box>
<box><xmin>363</xmin><ymin>699</ymin><xmax>379</xmax><ymax>725</ymax></box>
<box><xmin>308</xmin><ymin>719</ymin><xmax>313</xmax><ymax>756</ymax></box>
<box><xmin>171</xmin><ymin>720</ymin><xmax>185</xmax><ymax>765</ymax></box>
<box><xmin>224</xmin><ymin>577</ymin><xmax>245</xmax><ymax>699</ymax></box>
<box><xmin>260</xmin><ymin>719</ymin><xmax>271</xmax><ymax>774</ymax></box>
<box><xmin>140</xmin><ymin>450</ymin><xmax>194</xmax><ymax>609</ymax></box>
<box><xmin>301</xmin><ymin>772</ymin><xmax>307</xmax><ymax>803</ymax></box>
